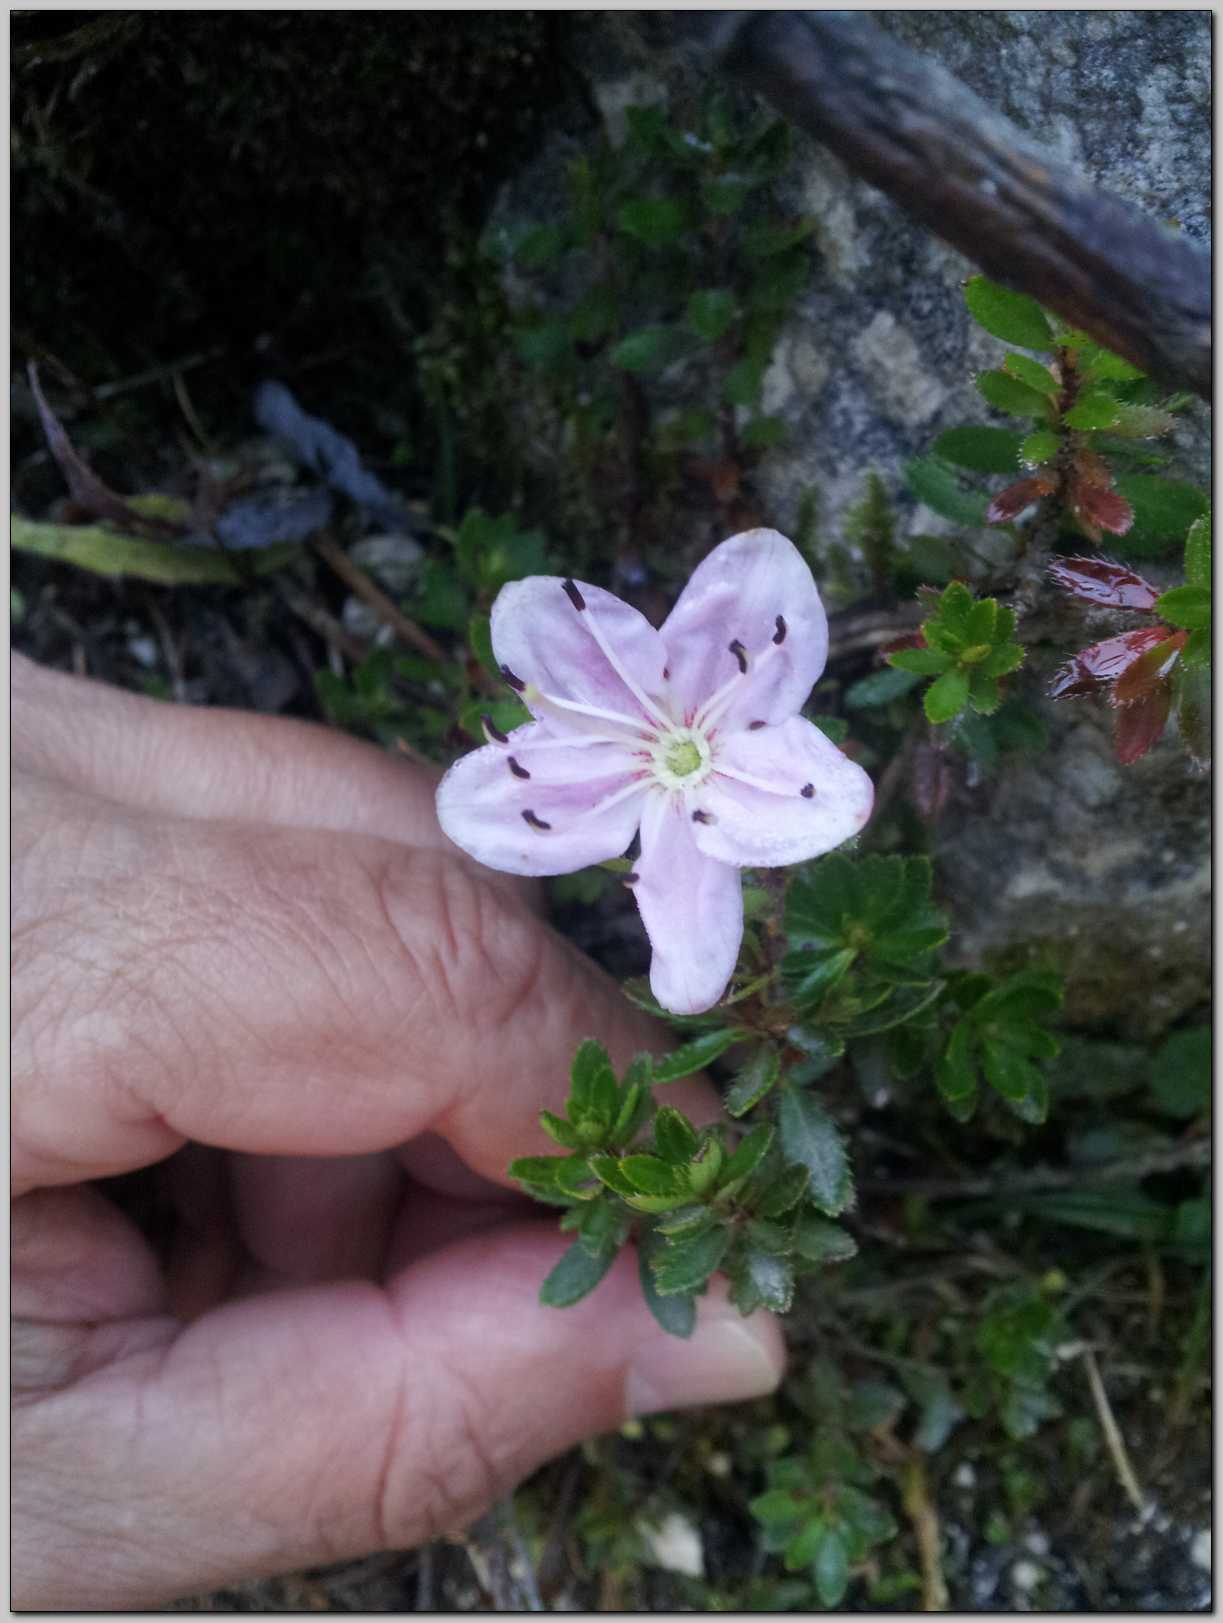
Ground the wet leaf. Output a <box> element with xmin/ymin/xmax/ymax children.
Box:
<box><xmin>1112</xmin><ymin>632</ymin><xmax>1185</xmax><ymax>704</ymax></box>
<box><xmin>985</xmin><ymin>474</ymin><xmax>1056</xmax><ymax>525</ymax></box>
<box><xmin>1113</xmin><ymin>682</ymin><xmax>1173</xmax><ymax>764</ymax></box>
<box><xmin>1048</xmin><ymin>626</ymin><xmax>1170</xmax><ymax>698</ymax></box>
<box><xmin>1046</xmin><ymin>556</ymin><xmax>1160</xmax><ymax>610</ymax></box>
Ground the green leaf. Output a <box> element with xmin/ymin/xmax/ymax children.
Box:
<box><xmin>539</xmin><ymin>1110</ymin><xmax>584</xmax><ymax>1150</ymax></box>
<box><xmin>750</xmin><ymin>1486</ymin><xmax>806</xmax><ymax>1528</ymax></box>
<box><xmin>978</xmin><ymin>640</ymin><xmax>1025</xmax><ymax>678</ymax></box>
<box><xmin>10</xmin><ymin>517</ymin><xmax>301</xmax><ymax>586</ymax></box>
<box><xmin>835</xmin><ymin>978</ymin><xmax>945</xmax><ymax>1039</ymax></box>
<box><xmin>637</xmin><ymin>1228</ymin><xmax>697</xmax><ymax>1338</ymax></box>
<box><xmin>650</xmin><ymin>1029</ymin><xmax>743</xmax><ymax>1084</ymax></box>
<box><xmin>1184</xmin><ymin>511</ymin><xmax>1211</xmax><ymax>590</ymax></box>
<box><xmin>845</xmin><ymin>666</ymin><xmax>923</xmax><ymax>708</ymax></box>
<box><xmin>887</xmin><ymin>645</ymin><xmax>953</xmax><ymax>676</ymax></box>
<box><xmin>570</xmin><ymin>1039</ymin><xmax>619</xmax><ymax>1126</ymax></box>
<box><xmin>702</xmin><ymin>174</ymin><xmax>754</xmax><ymax>214</ymax></box>
<box><xmin>610</xmin><ymin>325</ymin><xmax>690</xmax><ymax>375</ymax></box>
<box><xmin>1003</xmin><ymin>353</ymin><xmax>1060</xmax><ymax>396</ymax></box>
<box><xmin>1154</xmin><ymin>584</ymin><xmax>1211</xmax><ymax>631</ymax></box>
<box><xmin>512</xmin><ymin>322</ymin><xmax>571</xmax><ymax>370</ymax></box>
<box><xmin>650</xmin><ymin>1223</ymin><xmax>732</xmax><ymax>1295</ymax></box>
<box><xmin>1063</xmin><ymin>390</ymin><xmax>1123</xmax><ymax>431</ymax></box>
<box><xmin>777</xmin><ymin>1089</ymin><xmax>853</xmax><ymax>1216</ymax></box>
<box><xmin>616</xmin><ymin>195</ymin><xmax>688</xmax><ymax>244</ymax></box>
<box><xmin>754</xmin><ymin>1163</ymin><xmax>811</xmax><ymax>1220</ymax></box>
<box><xmin>508</xmin><ymin>1155</ymin><xmax>573</xmax><ymax>1202</ymax></box>
<box><xmin>686</xmin><ymin>287</ymin><xmax>737</xmax><ymax>341</ymax></box>
<box><xmin>722</xmin><ymin>1121</ymin><xmax>777</xmax><ymax>1186</ymax></box>
<box><xmin>516</xmin><ymin>221</ymin><xmax>567</xmax><ymax>267</ymax></box>
<box><xmin>932</xmin><ymin>426</ymin><xmax>1024</xmax><ymax>474</ymax></box>
<box><xmin>744</xmin><ymin>217</ymin><xmax>816</xmax><ymax>257</ymax></box>
<box><xmin>793</xmin><ymin>1211</ymin><xmax>858</xmax><ymax>1265</ymax></box>
<box><xmin>924</xmin><ymin>667</ymin><xmax>970</xmax><ymax>724</ymax></box>
<box><xmin>619</xmin><ymin>1155</ymin><xmax>689</xmax><ymax>1197</ymax></box>
<box><xmin>905</xmin><ymin>457</ymin><xmax>989</xmax><ymax>526</ymax></box>
<box><xmin>813</xmin><ymin>1524</ymin><xmax>851</xmax><ymax>1606</ymax></box>
<box><xmin>731</xmin><ymin>1246</ymin><xmax>795</xmax><ymax>1314</ymax></box>
<box><xmin>968</xmin><ymin>671</ymin><xmax>1002</xmax><ymax>715</ymax></box>
<box><xmin>722</xmin><ymin>354</ymin><xmax>766</xmax><ymax>407</ymax></box>
<box><xmin>964</xmin><ymin>275</ymin><xmax>1055</xmax><ymax>350</ymax></box>
<box><xmin>1112</xmin><ymin>476</ymin><xmax>1209</xmax><ymax>557</ymax></box>
<box><xmin>725</xmin><ymin>1045</ymin><xmax>782</xmax><ymax>1117</ymax></box>
<box><xmin>653</xmin><ymin>1106</ymin><xmax>699</xmax><ymax>1164</ymax></box>
<box><xmin>1020</xmin><ymin>428</ymin><xmax>1061</xmax><ymax>467</ymax></box>
<box><xmin>1150</xmin><ymin>1026</ymin><xmax>1210</xmax><ymax>1119</ymax></box>
<box><xmin>742</xmin><ymin>413</ymin><xmax>789</xmax><ymax>451</ymax></box>
<box><xmin>781</xmin><ymin>946</ymin><xmax>858</xmax><ymax>1011</ymax></box>
<box><xmin>975</xmin><ymin>369</ymin><xmax>1053</xmax><ymax>420</ymax></box>
<box><xmin>416</xmin><ymin>559</ymin><xmax>469</xmax><ymax>630</ymax></box>
<box><xmin>540</xmin><ymin>1239</ymin><xmax>617</xmax><ymax>1307</ymax></box>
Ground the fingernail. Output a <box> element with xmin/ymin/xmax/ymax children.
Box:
<box><xmin>625</xmin><ymin>1313</ymin><xmax>783</xmax><ymax>1418</ymax></box>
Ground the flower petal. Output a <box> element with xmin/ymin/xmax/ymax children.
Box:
<box><xmin>436</xmin><ymin>723</ymin><xmax>647</xmax><ymax>876</ymax></box>
<box><xmin>633</xmin><ymin>792</ymin><xmax>744</xmax><ymax>1015</ymax></box>
<box><xmin>692</xmin><ymin>717</ymin><xmax>873</xmax><ymax>867</ymax></box>
<box><xmin>491</xmin><ymin>576</ymin><xmax>670</xmax><ymax>733</ymax></box>
<box><xmin>659</xmin><ymin>529</ymin><xmax>828</xmax><ymax>733</ymax></box>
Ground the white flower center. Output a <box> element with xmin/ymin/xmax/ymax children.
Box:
<box><xmin>649</xmin><ymin>724</ymin><xmax>713</xmax><ymax>792</ymax></box>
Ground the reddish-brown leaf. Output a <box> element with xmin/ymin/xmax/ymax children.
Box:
<box><xmin>1111</xmin><ymin>630</ymin><xmax>1187</xmax><ymax>706</ymax></box>
<box><xmin>985</xmin><ymin>474</ymin><xmax>1057</xmax><ymax>526</ymax></box>
<box><xmin>1047</xmin><ymin>556</ymin><xmax>1160</xmax><ymax>610</ymax></box>
<box><xmin>1072</xmin><ymin>448</ymin><xmax>1114</xmax><ymax>489</ymax></box>
<box><xmin>1113</xmin><ymin>682</ymin><xmax>1173</xmax><ymax>765</ymax></box>
<box><xmin>1048</xmin><ymin>627</ymin><xmax>1171</xmax><ymax>699</ymax></box>
<box><xmin>1070</xmin><ymin>477</ymin><xmax>1134</xmax><ymax>538</ymax></box>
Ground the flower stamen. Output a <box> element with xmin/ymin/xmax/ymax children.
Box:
<box><xmin>507</xmin><ymin>756</ymin><xmax>530</xmax><ymax>779</ymax></box>
<box><xmin>521</xmin><ymin>809</ymin><xmax>551</xmax><ymax>831</ymax></box>
<box><xmin>560</xmin><ymin>580</ymin><xmax>674</xmax><ymax>731</ymax></box>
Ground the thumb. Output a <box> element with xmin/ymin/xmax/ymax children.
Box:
<box><xmin>14</xmin><ymin>1224</ymin><xmax>784</xmax><ymax>1608</ymax></box>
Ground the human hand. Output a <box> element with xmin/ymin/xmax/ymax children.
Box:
<box><xmin>11</xmin><ymin>654</ymin><xmax>784</xmax><ymax>1608</ymax></box>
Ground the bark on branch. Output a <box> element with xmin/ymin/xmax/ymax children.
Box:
<box><xmin>657</xmin><ymin>11</ymin><xmax>1210</xmax><ymax>398</ymax></box>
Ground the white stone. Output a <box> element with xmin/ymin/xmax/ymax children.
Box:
<box><xmin>1011</xmin><ymin>1560</ymin><xmax>1043</xmax><ymax>1593</ymax></box>
<box><xmin>953</xmin><ymin>1462</ymin><xmax>977</xmax><ymax>1489</ymax></box>
<box><xmin>640</xmin><ymin>1512</ymin><xmax>704</xmax><ymax>1578</ymax></box>
<box><xmin>1190</xmin><ymin>1529</ymin><xmax>1211</xmax><ymax>1571</ymax></box>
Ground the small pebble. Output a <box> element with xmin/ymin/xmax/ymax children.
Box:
<box><xmin>953</xmin><ymin>1463</ymin><xmax>977</xmax><ymax>1489</ymax></box>
<box><xmin>1011</xmin><ymin>1560</ymin><xmax>1043</xmax><ymax>1593</ymax></box>
<box><xmin>1190</xmin><ymin>1530</ymin><xmax>1211</xmax><ymax>1571</ymax></box>
<box><xmin>1024</xmin><ymin>1531</ymin><xmax>1051</xmax><ymax>1557</ymax></box>
<box><xmin>640</xmin><ymin>1512</ymin><xmax>704</xmax><ymax>1579</ymax></box>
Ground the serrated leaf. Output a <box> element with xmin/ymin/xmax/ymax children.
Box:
<box><xmin>722</xmin><ymin>1121</ymin><xmax>776</xmax><ymax>1186</ymax></box>
<box><xmin>968</xmin><ymin>671</ymin><xmax>1002</xmax><ymax>714</ymax></box>
<box><xmin>932</xmin><ymin>426</ymin><xmax>1024</xmax><ymax>474</ymax></box>
<box><xmin>777</xmin><ymin>1089</ymin><xmax>853</xmax><ymax>1215</ymax></box>
<box><xmin>731</xmin><ymin>1246</ymin><xmax>795</xmax><ymax>1314</ymax></box>
<box><xmin>886</xmin><ymin>645</ymin><xmax>952</xmax><ymax>676</ymax></box>
<box><xmin>1020</xmin><ymin>428</ymin><xmax>1061</xmax><ymax>466</ymax></box>
<box><xmin>1063</xmin><ymin>391</ymin><xmax>1123</xmax><ymax>431</ymax></box>
<box><xmin>619</xmin><ymin>1154</ymin><xmax>689</xmax><ymax>1197</ymax></box>
<box><xmin>1155</xmin><ymin>585</ymin><xmax>1210</xmax><ymax>631</ymax></box>
<box><xmin>905</xmin><ymin>457</ymin><xmax>989</xmax><ymax>526</ymax></box>
<box><xmin>637</xmin><ymin>1227</ymin><xmax>697</xmax><ymax>1338</ymax></box>
<box><xmin>725</xmin><ymin>1045</ymin><xmax>782</xmax><ymax>1117</ymax></box>
<box><xmin>964</xmin><ymin>276</ymin><xmax>1055</xmax><ymax>350</ymax></box>
<box><xmin>793</xmin><ymin>1210</ymin><xmax>858</xmax><ymax>1265</ymax></box>
<box><xmin>1003</xmin><ymin>353</ymin><xmax>1060</xmax><ymax>396</ymax></box>
<box><xmin>1184</xmin><ymin>511</ymin><xmax>1211</xmax><ymax>591</ymax></box>
<box><xmin>650</xmin><ymin>1028</ymin><xmax>743</xmax><ymax>1084</ymax></box>
<box><xmin>570</xmin><ymin>1039</ymin><xmax>619</xmax><ymax>1126</ymax></box>
<box><xmin>539</xmin><ymin>1238</ymin><xmax>618</xmax><ymax>1307</ymax></box>
<box><xmin>976</xmin><ymin>369</ymin><xmax>1053</xmax><ymax>420</ymax></box>
<box><xmin>1112</xmin><ymin>476</ymin><xmax>1209</xmax><ymax>557</ymax></box>
<box><xmin>834</xmin><ymin>978</ymin><xmax>945</xmax><ymax>1039</ymax></box>
<box><xmin>924</xmin><ymin>667</ymin><xmax>970</xmax><ymax>724</ymax></box>
<box><xmin>781</xmin><ymin>945</ymin><xmax>858</xmax><ymax>1011</ymax></box>
<box><xmin>653</xmin><ymin>1106</ymin><xmax>700</xmax><ymax>1164</ymax></box>
<box><xmin>650</xmin><ymin>1223</ymin><xmax>732</xmax><ymax>1295</ymax></box>
<box><xmin>539</xmin><ymin>1110</ymin><xmax>584</xmax><ymax>1149</ymax></box>
<box><xmin>754</xmin><ymin>1163</ymin><xmax>811</xmax><ymax>1220</ymax></box>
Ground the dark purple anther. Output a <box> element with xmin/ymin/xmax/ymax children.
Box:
<box><xmin>728</xmin><ymin>639</ymin><xmax>748</xmax><ymax>674</ymax></box>
<box><xmin>501</xmin><ymin>665</ymin><xmax>526</xmax><ymax>693</ymax></box>
<box><xmin>800</xmin><ymin>783</ymin><xmax>815</xmax><ymax>799</ymax></box>
<box><xmin>773</xmin><ymin>615</ymin><xmax>787</xmax><ymax>645</ymax></box>
<box><xmin>482</xmin><ymin>715</ymin><xmax>510</xmax><ymax>745</ymax></box>
<box><xmin>508</xmin><ymin>756</ymin><xmax>531</xmax><ymax>780</ymax></box>
<box><xmin>521</xmin><ymin>809</ymin><xmax>551</xmax><ymax>831</ymax></box>
<box><xmin>562</xmin><ymin>578</ymin><xmax>586</xmax><ymax>612</ymax></box>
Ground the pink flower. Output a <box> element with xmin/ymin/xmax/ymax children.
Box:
<box><xmin>436</xmin><ymin>529</ymin><xmax>874</xmax><ymax>1014</ymax></box>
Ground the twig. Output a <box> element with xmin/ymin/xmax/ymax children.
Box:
<box><xmin>465</xmin><ymin>1497</ymin><xmax>542</xmax><ymax>1612</ymax></box>
<box><xmin>275</xmin><ymin>578</ymin><xmax>369</xmax><ymax>665</ymax></box>
<box><xmin>901</xmin><ymin>1457</ymin><xmax>949</xmax><ymax>1613</ymax></box>
<box><xmin>1080</xmin><ymin>1347</ymin><xmax>1146</xmax><ymax>1511</ymax></box>
<box><xmin>91</xmin><ymin>346</ymin><xmax>226</xmax><ymax>402</ymax></box>
<box><xmin>860</xmin><ymin>1137</ymin><xmax>1210</xmax><ymax>1201</ymax></box>
<box><xmin>311</xmin><ymin>531</ymin><xmax>450</xmax><ymax>666</ymax></box>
